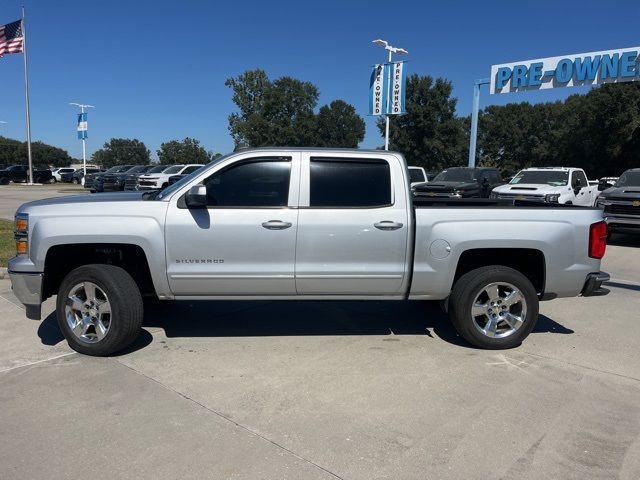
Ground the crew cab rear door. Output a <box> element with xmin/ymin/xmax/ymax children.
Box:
<box><xmin>295</xmin><ymin>152</ymin><xmax>409</xmax><ymax>295</ymax></box>
<box><xmin>165</xmin><ymin>152</ymin><xmax>301</xmax><ymax>295</ymax></box>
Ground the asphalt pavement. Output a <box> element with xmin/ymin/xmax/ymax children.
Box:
<box><xmin>0</xmin><ymin>185</ymin><xmax>639</xmax><ymax>480</ymax></box>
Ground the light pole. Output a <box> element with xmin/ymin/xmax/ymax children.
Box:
<box><xmin>69</xmin><ymin>103</ymin><xmax>95</xmax><ymax>175</ymax></box>
<box><xmin>372</xmin><ymin>39</ymin><xmax>408</xmax><ymax>150</ymax></box>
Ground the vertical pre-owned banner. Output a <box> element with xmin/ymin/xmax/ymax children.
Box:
<box><xmin>369</xmin><ymin>63</ymin><xmax>388</xmax><ymax>115</ymax></box>
<box><xmin>387</xmin><ymin>61</ymin><xmax>406</xmax><ymax>115</ymax></box>
<box><xmin>77</xmin><ymin>112</ymin><xmax>88</xmax><ymax>140</ymax></box>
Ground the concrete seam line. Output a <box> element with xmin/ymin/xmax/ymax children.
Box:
<box><xmin>523</xmin><ymin>351</ymin><xmax>640</xmax><ymax>383</ymax></box>
<box><xmin>113</xmin><ymin>358</ymin><xmax>345</xmax><ymax>480</ymax></box>
<box><xmin>0</xmin><ymin>352</ymin><xmax>76</xmax><ymax>374</ymax></box>
<box><xmin>0</xmin><ymin>293</ymin><xmax>25</xmax><ymax>310</ymax></box>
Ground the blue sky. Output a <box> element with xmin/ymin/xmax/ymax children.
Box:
<box><xmin>0</xmin><ymin>0</ymin><xmax>639</xmax><ymax>160</ymax></box>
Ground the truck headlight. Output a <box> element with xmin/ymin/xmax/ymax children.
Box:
<box><xmin>14</xmin><ymin>213</ymin><xmax>29</xmax><ymax>256</ymax></box>
<box><xmin>545</xmin><ymin>194</ymin><xmax>560</xmax><ymax>203</ymax></box>
<box><xmin>451</xmin><ymin>191</ymin><xmax>463</xmax><ymax>198</ymax></box>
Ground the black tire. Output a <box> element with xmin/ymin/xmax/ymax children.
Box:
<box><xmin>72</xmin><ymin>178</ymin><xmax>80</xmax><ymax>184</ymax></box>
<box><xmin>448</xmin><ymin>266</ymin><xmax>539</xmax><ymax>349</ymax></box>
<box><xmin>34</xmin><ymin>176</ymin><xmax>43</xmax><ymax>184</ymax></box>
<box><xmin>0</xmin><ymin>177</ymin><xmax>9</xmax><ymax>185</ymax></box>
<box><xmin>161</xmin><ymin>182</ymin><xmax>169</xmax><ymax>189</ymax></box>
<box><xmin>56</xmin><ymin>264</ymin><xmax>143</xmax><ymax>356</ymax></box>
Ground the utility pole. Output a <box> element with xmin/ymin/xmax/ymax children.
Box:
<box><xmin>69</xmin><ymin>103</ymin><xmax>94</xmax><ymax>175</ymax></box>
<box><xmin>372</xmin><ymin>39</ymin><xmax>408</xmax><ymax>150</ymax></box>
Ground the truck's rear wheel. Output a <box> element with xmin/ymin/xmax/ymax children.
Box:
<box><xmin>56</xmin><ymin>264</ymin><xmax>143</xmax><ymax>356</ymax></box>
<box><xmin>0</xmin><ymin>177</ymin><xmax>8</xmax><ymax>185</ymax></box>
<box><xmin>448</xmin><ymin>266</ymin><xmax>539</xmax><ymax>349</ymax></box>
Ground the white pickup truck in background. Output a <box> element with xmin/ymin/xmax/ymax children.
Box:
<box><xmin>491</xmin><ymin>167</ymin><xmax>601</xmax><ymax>206</ymax></box>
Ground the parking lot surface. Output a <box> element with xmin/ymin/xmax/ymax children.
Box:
<box><xmin>0</xmin><ymin>184</ymin><xmax>86</xmax><ymax>220</ymax></box>
<box><xmin>1</xmin><ymin>187</ymin><xmax>639</xmax><ymax>479</ymax></box>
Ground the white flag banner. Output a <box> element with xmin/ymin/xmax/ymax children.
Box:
<box><xmin>388</xmin><ymin>61</ymin><xmax>407</xmax><ymax>115</ymax></box>
<box><xmin>369</xmin><ymin>64</ymin><xmax>387</xmax><ymax>115</ymax></box>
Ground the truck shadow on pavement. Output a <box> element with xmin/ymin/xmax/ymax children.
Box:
<box><xmin>37</xmin><ymin>300</ymin><xmax>573</xmax><ymax>354</ymax></box>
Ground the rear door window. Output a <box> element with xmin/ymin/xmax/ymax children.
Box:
<box><xmin>309</xmin><ymin>158</ymin><xmax>391</xmax><ymax>207</ymax></box>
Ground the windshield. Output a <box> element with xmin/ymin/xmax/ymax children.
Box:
<box><xmin>409</xmin><ymin>168</ymin><xmax>426</xmax><ymax>183</ymax></box>
<box><xmin>163</xmin><ymin>165</ymin><xmax>184</xmax><ymax>174</ymax></box>
<box><xmin>616</xmin><ymin>171</ymin><xmax>640</xmax><ymax>187</ymax></box>
<box><xmin>434</xmin><ymin>168</ymin><xmax>478</xmax><ymax>182</ymax></box>
<box><xmin>510</xmin><ymin>170</ymin><xmax>569</xmax><ymax>186</ymax></box>
<box><xmin>103</xmin><ymin>166</ymin><xmax>122</xmax><ymax>173</ymax></box>
<box><xmin>125</xmin><ymin>165</ymin><xmax>147</xmax><ymax>174</ymax></box>
<box><xmin>156</xmin><ymin>156</ymin><xmax>230</xmax><ymax>200</ymax></box>
<box><xmin>145</xmin><ymin>165</ymin><xmax>170</xmax><ymax>173</ymax></box>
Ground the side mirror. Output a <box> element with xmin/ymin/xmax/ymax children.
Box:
<box><xmin>185</xmin><ymin>184</ymin><xmax>207</xmax><ymax>208</ymax></box>
<box><xmin>598</xmin><ymin>181</ymin><xmax>611</xmax><ymax>191</ymax></box>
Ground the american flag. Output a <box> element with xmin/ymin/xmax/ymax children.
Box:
<box><xmin>0</xmin><ymin>20</ymin><xmax>24</xmax><ymax>58</ymax></box>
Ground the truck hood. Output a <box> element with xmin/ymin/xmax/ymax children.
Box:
<box><xmin>18</xmin><ymin>192</ymin><xmax>147</xmax><ymax>213</ymax></box>
<box><xmin>414</xmin><ymin>181</ymin><xmax>477</xmax><ymax>192</ymax></box>
<box><xmin>492</xmin><ymin>184</ymin><xmax>564</xmax><ymax>194</ymax></box>
<box><xmin>600</xmin><ymin>186</ymin><xmax>640</xmax><ymax>199</ymax></box>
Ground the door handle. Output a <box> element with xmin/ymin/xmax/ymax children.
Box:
<box><xmin>262</xmin><ymin>220</ymin><xmax>292</xmax><ymax>230</ymax></box>
<box><xmin>374</xmin><ymin>221</ymin><xmax>403</xmax><ymax>231</ymax></box>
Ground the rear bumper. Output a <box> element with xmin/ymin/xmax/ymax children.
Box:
<box><xmin>8</xmin><ymin>271</ymin><xmax>44</xmax><ymax>319</ymax></box>
<box><xmin>581</xmin><ymin>271</ymin><xmax>610</xmax><ymax>297</ymax></box>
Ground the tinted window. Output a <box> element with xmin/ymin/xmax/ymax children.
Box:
<box><xmin>573</xmin><ymin>170</ymin><xmax>588</xmax><ymax>188</ymax></box>
<box><xmin>182</xmin><ymin>165</ymin><xmax>203</xmax><ymax>175</ymax></box>
<box><xmin>203</xmin><ymin>157</ymin><xmax>290</xmax><ymax>207</ymax></box>
<box><xmin>434</xmin><ymin>168</ymin><xmax>478</xmax><ymax>182</ymax></box>
<box><xmin>310</xmin><ymin>158</ymin><xmax>391</xmax><ymax>207</ymax></box>
<box><xmin>409</xmin><ymin>168</ymin><xmax>426</xmax><ymax>183</ymax></box>
<box><xmin>147</xmin><ymin>165</ymin><xmax>169</xmax><ymax>173</ymax></box>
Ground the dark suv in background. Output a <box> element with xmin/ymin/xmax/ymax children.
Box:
<box><xmin>412</xmin><ymin>167</ymin><xmax>503</xmax><ymax>199</ymax></box>
<box><xmin>86</xmin><ymin>165</ymin><xmax>134</xmax><ymax>192</ymax></box>
<box><xmin>100</xmin><ymin>165</ymin><xmax>152</xmax><ymax>192</ymax></box>
<box><xmin>597</xmin><ymin>168</ymin><xmax>640</xmax><ymax>238</ymax></box>
<box><xmin>65</xmin><ymin>168</ymin><xmax>102</xmax><ymax>185</ymax></box>
<box><xmin>0</xmin><ymin>165</ymin><xmax>53</xmax><ymax>184</ymax></box>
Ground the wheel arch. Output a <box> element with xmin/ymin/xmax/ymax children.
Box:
<box><xmin>453</xmin><ymin>248</ymin><xmax>546</xmax><ymax>295</ymax></box>
<box><xmin>43</xmin><ymin>243</ymin><xmax>157</xmax><ymax>301</ymax></box>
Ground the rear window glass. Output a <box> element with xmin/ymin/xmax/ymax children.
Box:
<box><xmin>310</xmin><ymin>158</ymin><xmax>391</xmax><ymax>207</ymax></box>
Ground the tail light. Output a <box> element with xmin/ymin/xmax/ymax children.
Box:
<box><xmin>589</xmin><ymin>221</ymin><xmax>607</xmax><ymax>259</ymax></box>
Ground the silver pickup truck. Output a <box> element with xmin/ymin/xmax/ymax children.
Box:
<box><xmin>9</xmin><ymin>148</ymin><xmax>610</xmax><ymax>356</ymax></box>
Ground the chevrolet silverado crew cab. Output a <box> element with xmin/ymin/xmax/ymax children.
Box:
<box><xmin>491</xmin><ymin>167</ymin><xmax>600</xmax><ymax>206</ymax></box>
<box><xmin>9</xmin><ymin>148</ymin><xmax>610</xmax><ymax>356</ymax></box>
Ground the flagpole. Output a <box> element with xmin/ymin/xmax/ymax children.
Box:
<box><xmin>21</xmin><ymin>6</ymin><xmax>33</xmax><ymax>184</ymax></box>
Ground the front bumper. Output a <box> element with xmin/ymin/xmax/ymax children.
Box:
<box><xmin>605</xmin><ymin>215</ymin><xmax>640</xmax><ymax>229</ymax></box>
<box><xmin>8</xmin><ymin>271</ymin><xmax>44</xmax><ymax>319</ymax></box>
<box><xmin>581</xmin><ymin>271</ymin><xmax>610</xmax><ymax>297</ymax></box>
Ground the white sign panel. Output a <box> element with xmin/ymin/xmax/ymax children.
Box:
<box><xmin>490</xmin><ymin>46</ymin><xmax>640</xmax><ymax>94</ymax></box>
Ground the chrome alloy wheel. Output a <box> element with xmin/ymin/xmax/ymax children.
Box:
<box><xmin>471</xmin><ymin>282</ymin><xmax>527</xmax><ymax>339</ymax></box>
<box><xmin>65</xmin><ymin>282</ymin><xmax>111</xmax><ymax>343</ymax></box>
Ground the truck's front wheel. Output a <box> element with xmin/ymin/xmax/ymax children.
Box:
<box><xmin>56</xmin><ymin>264</ymin><xmax>143</xmax><ymax>356</ymax></box>
<box><xmin>448</xmin><ymin>266</ymin><xmax>539</xmax><ymax>349</ymax></box>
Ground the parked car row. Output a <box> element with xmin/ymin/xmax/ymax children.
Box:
<box><xmin>85</xmin><ymin>164</ymin><xmax>205</xmax><ymax>192</ymax></box>
<box><xmin>0</xmin><ymin>165</ymin><xmax>54</xmax><ymax>184</ymax></box>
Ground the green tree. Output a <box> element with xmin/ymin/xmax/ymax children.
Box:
<box><xmin>314</xmin><ymin>100</ymin><xmax>365</xmax><ymax>147</ymax></box>
<box><xmin>226</xmin><ymin>69</ymin><xmax>319</xmax><ymax>147</ymax></box>
<box><xmin>157</xmin><ymin>137</ymin><xmax>211</xmax><ymax>165</ymax></box>
<box><xmin>377</xmin><ymin>74</ymin><xmax>467</xmax><ymax>171</ymax></box>
<box><xmin>0</xmin><ymin>136</ymin><xmax>74</xmax><ymax>168</ymax></box>
<box><xmin>91</xmin><ymin>138</ymin><xmax>150</xmax><ymax>168</ymax></box>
